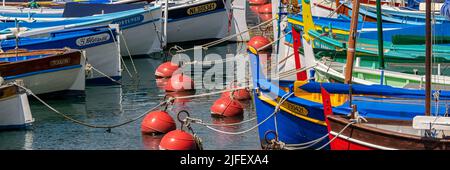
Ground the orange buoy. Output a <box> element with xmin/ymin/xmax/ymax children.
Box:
<box><xmin>141</xmin><ymin>110</ymin><xmax>176</xmax><ymax>135</ymax></box>
<box><xmin>222</xmin><ymin>87</ymin><xmax>251</xmax><ymax>100</ymax></box>
<box><xmin>258</xmin><ymin>3</ymin><xmax>273</xmax><ymax>22</ymax></box>
<box><xmin>155</xmin><ymin>62</ymin><xmax>179</xmax><ymax>78</ymax></box>
<box><xmin>159</xmin><ymin>130</ymin><xmax>198</xmax><ymax>150</ymax></box>
<box><xmin>164</xmin><ymin>73</ymin><xmax>195</xmax><ymax>92</ymax></box>
<box><xmin>247</xmin><ymin>36</ymin><xmax>271</xmax><ymax>55</ymax></box>
<box><xmin>210</xmin><ymin>96</ymin><xmax>244</xmax><ymax>117</ymax></box>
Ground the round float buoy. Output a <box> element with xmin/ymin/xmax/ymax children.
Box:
<box><xmin>164</xmin><ymin>74</ymin><xmax>195</xmax><ymax>92</ymax></box>
<box><xmin>247</xmin><ymin>36</ymin><xmax>271</xmax><ymax>55</ymax></box>
<box><xmin>159</xmin><ymin>130</ymin><xmax>198</xmax><ymax>150</ymax></box>
<box><xmin>249</xmin><ymin>0</ymin><xmax>268</xmax><ymax>5</ymax></box>
<box><xmin>210</xmin><ymin>96</ymin><xmax>244</xmax><ymax>117</ymax></box>
<box><xmin>155</xmin><ymin>62</ymin><xmax>179</xmax><ymax>78</ymax></box>
<box><xmin>222</xmin><ymin>87</ymin><xmax>251</xmax><ymax>100</ymax></box>
<box><xmin>258</xmin><ymin>3</ymin><xmax>273</xmax><ymax>22</ymax></box>
<box><xmin>155</xmin><ymin>78</ymin><xmax>169</xmax><ymax>89</ymax></box>
<box><xmin>141</xmin><ymin>110</ymin><xmax>176</xmax><ymax>135</ymax></box>
<box><xmin>249</xmin><ymin>0</ymin><xmax>269</xmax><ymax>14</ymax></box>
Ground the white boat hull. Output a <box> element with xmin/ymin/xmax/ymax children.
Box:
<box><xmin>0</xmin><ymin>91</ymin><xmax>33</xmax><ymax>130</ymax></box>
<box><xmin>84</xmin><ymin>43</ymin><xmax>122</xmax><ymax>82</ymax></box>
<box><xmin>164</xmin><ymin>0</ymin><xmax>249</xmax><ymax>43</ymax></box>
<box><xmin>5</xmin><ymin>58</ymin><xmax>86</xmax><ymax>95</ymax></box>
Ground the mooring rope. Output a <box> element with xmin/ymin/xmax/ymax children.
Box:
<box><xmin>16</xmin><ymin>83</ymin><xmax>167</xmax><ymax>131</ymax></box>
<box><xmin>185</xmin><ymin>117</ymin><xmax>257</xmax><ymax>127</ymax></box>
<box><xmin>108</xmin><ymin>28</ymin><xmax>133</xmax><ymax>78</ymax></box>
<box><xmin>187</xmin><ymin>92</ymin><xmax>294</xmax><ymax>135</ymax></box>
<box><xmin>81</xmin><ymin>50</ymin><xmax>122</xmax><ymax>85</ymax></box>
<box><xmin>175</xmin><ymin>17</ymin><xmax>276</xmax><ymax>53</ymax></box>
<box><xmin>86</xmin><ymin>64</ymin><xmax>122</xmax><ymax>85</ymax></box>
<box><xmin>119</xmin><ymin>33</ymin><xmax>139</xmax><ymax>75</ymax></box>
<box><xmin>315</xmin><ymin>121</ymin><xmax>355</xmax><ymax>150</ymax></box>
<box><xmin>20</xmin><ymin>81</ymin><xmax>252</xmax><ymax>131</ymax></box>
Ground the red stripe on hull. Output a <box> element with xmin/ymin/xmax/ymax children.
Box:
<box><xmin>329</xmin><ymin>134</ymin><xmax>374</xmax><ymax>150</ymax></box>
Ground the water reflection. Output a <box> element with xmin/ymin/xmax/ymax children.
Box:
<box><xmin>141</xmin><ymin>135</ymin><xmax>163</xmax><ymax>150</ymax></box>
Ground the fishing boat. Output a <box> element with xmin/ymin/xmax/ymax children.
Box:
<box><xmin>0</xmin><ymin>0</ymin><xmax>250</xmax><ymax>43</ymax></box>
<box><xmin>0</xmin><ymin>48</ymin><xmax>85</xmax><ymax>95</ymax></box>
<box><xmin>152</xmin><ymin>0</ymin><xmax>249</xmax><ymax>43</ymax></box>
<box><xmin>249</xmin><ymin>0</ymin><xmax>450</xmax><ymax>149</ymax></box>
<box><xmin>286</xmin><ymin>11</ymin><xmax>450</xmax><ymax>75</ymax></box>
<box><xmin>325</xmin><ymin>0</ymin><xmax>450</xmax><ymax>150</ymax></box>
<box><xmin>340</xmin><ymin>1</ymin><xmax>447</xmax><ymax>24</ymax></box>
<box><xmin>0</xmin><ymin>4</ymin><xmax>163</xmax><ymax>56</ymax></box>
<box><xmin>0</xmin><ymin>82</ymin><xmax>34</xmax><ymax>130</ymax></box>
<box><xmin>1</xmin><ymin>25</ymin><xmax>121</xmax><ymax>84</ymax></box>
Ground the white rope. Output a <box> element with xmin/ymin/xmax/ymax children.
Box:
<box><xmin>108</xmin><ymin>28</ymin><xmax>133</xmax><ymax>78</ymax></box>
<box><xmin>186</xmin><ymin>116</ymin><xmax>257</xmax><ymax>127</ymax></box>
<box><xmin>82</xmin><ymin>50</ymin><xmax>122</xmax><ymax>85</ymax></box>
<box><xmin>315</xmin><ymin>121</ymin><xmax>355</xmax><ymax>150</ymax></box>
<box><xmin>15</xmin><ymin>83</ymin><xmax>167</xmax><ymax>129</ymax></box>
<box><xmin>194</xmin><ymin>92</ymin><xmax>295</xmax><ymax>135</ymax></box>
<box><xmin>175</xmin><ymin>17</ymin><xmax>276</xmax><ymax>53</ymax></box>
<box><xmin>173</xmin><ymin>85</ymin><xmax>252</xmax><ymax>100</ymax></box>
<box><xmin>119</xmin><ymin>33</ymin><xmax>139</xmax><ymax>75</ymax></box>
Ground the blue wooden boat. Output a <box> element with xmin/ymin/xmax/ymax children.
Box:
<box><xmin>250</xmin><ymin>50</ymin><xmax>450</xmax><ymax>149</ymax></box>
<box><xmin>343</xmin><ymin>2</ymin><xmax>448</xmax><ymax>24</ymax></box>
<box><xmin>288</xmin><ymin>14</ymin><xmax>450</xmax><ymax>43</ymax></box>
<box><xmin>0</xmin><ymin>25</ymin><xmax>121</xmax><ymax>84</ymax></box>
<box><xmin>0</xmin><ymin>0</ymin><xmax>250</xmax><ymax>43</ymax></box>
<box><xmin>0</xmin><ymin>4</ymin><xmax>163</xmax><ymax>56</ymax></box>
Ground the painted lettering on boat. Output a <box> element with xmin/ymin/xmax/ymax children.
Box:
<box><xmin>49</xmin><ymin>58</ymin><xmax>71</xmax><ymax>66</ymax></box>
<box><xmin>76</xmin><ymin>33</ymin><xmax>111</xmax><ymax>47</ymax></box>
<box><xmin>276</xmin><ymin>98</ymin><xmax>309</xmax><ymax>116</ymax></box>
<box><xmin>187</xmin><ymin>2</ymin><xmax>217</xmax><ymax>15</ymax></box>
<box><xmin>112</xmin><ymin>15</ymin><xmax>144</xmax><ymax>27</ymax></box>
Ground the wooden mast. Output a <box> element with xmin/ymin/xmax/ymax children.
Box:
<box><xmin>425</xmin><ymin>0</ymin><xmax>431</xmax><ymax>116</ymax></box>
<box><xmin>344</xmin><ymin>0</ymin><xmax>361</xmax><ymax>84</ymax></box>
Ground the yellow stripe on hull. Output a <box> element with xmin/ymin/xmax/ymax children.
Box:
<box><xmin>287</xmin><ymin>18</ymin><xmax>350</xmax><ymax>36</ymax></box>
<box><xmin>258</xmin><ymin>95</ymin><xmax>327</xmax><ymax>126</ymax></box>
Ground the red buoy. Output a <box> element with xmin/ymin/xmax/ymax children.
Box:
<box><xmin>141</xmin><ymin>110</ymin><xmax>176</xmax><ymax>135</ymax></box>
<box><xmin>159</xmin><ymin>130</ymin><xmax>198</xmax><ymax>150</ymax></box>
<box><xmin>156</xmin><ymin>78</ymin><xmax>169</xmax><ymax>89</ymax></box>
<box><xmin>258</xmin><ymin>3</ymin><xmax>273</xmax><ymax>22</ymax></box>
<box><xmin>222</xmin><ymin>87</ymin><xmax>251</xmax><ymax>100</ymax></box>
<box><xmin>248</xmin><ymin>0</ymin><xmax>268</xmax><ymax>5</ymax></box>
<box><xmin>210</xmin><ymin>96</ymin><xmax>244</xmax><ymax>117</ymax></box>
<box><xmin>155</xmin><ymin>62</ymin><xmax>179</xmax><ymax>78</ymax></box>
<box><xmin>164</xmin><ymin>74</ymin><xmax>195</xmax><ymax>92</ymax></box>
<box><xmin>249</xmin><ymin>0</ymin><xmax>268</xmax><ymax>14</ymax></box>
<box><xmin>247</xmin><ymin>36</ymin><xmax>271</xmax><ymax>55</ymax></box>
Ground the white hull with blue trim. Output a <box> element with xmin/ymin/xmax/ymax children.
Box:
<box><xmin>0</xmin><ymin>5</ymin><xmax>163</xmax><ymax>56</ymax></box>
<box><xmin>155</xmin><ymin>0</ymin><xmax>249</xmax><ymax>43</ymax></box>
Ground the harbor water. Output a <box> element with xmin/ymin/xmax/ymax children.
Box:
<box><xmin>0</xmin><ymin>42</ymin><xmax>261</xmax><ymax>150</ymax></box>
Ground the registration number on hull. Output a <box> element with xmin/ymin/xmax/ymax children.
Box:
<box><xmin>187</xmin><ymin>2</ymin><xmax>217</xmax><ymax>15</ymax></box>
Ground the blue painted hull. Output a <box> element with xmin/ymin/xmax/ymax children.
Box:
<box><xmin>0</xmin><ymin>26</ymin><xmax>117</xmax><ymax>51</ymax></box>
<box><xmin>249</xmin><ymin>52</ymin><xmax>450</xmax><ymax>149</ymax></box>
